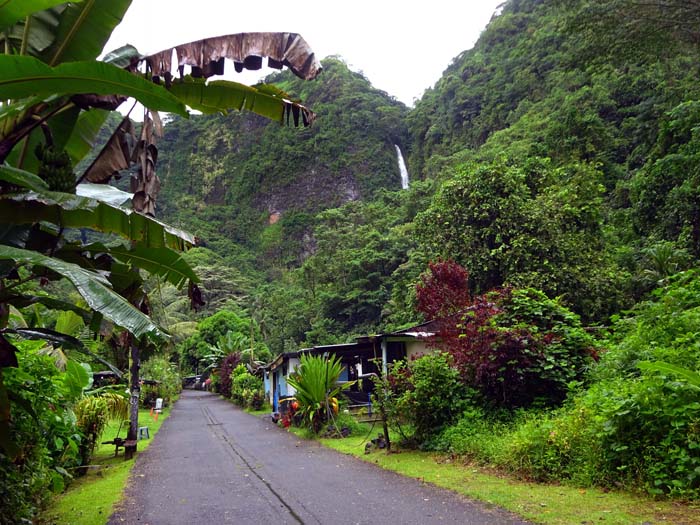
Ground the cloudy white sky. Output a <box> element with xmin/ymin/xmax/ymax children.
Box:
<box><xmin>107</xmin><ymin>0</ymin><xmax>504</xmax><ymax>106</ymax></box>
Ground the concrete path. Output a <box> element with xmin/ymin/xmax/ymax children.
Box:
<box><xmin>109</xmin><ymin>390</ymin><xmax>528</xmax><ymax>525</ymax></box>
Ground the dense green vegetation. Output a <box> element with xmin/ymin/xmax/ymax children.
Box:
<box><xmin>152</xmin><ymin>0</ymin><xmax>700</xmax><ymax>505</ymax></box>
<box><xmin>40</xmin><ymin>407</ymin><xmax>171</xmax><ymax>525</ymax></box>
<box><xmin>422</xmin><ymin>270</ymin><xmax>700</xmax><ymax>499</ymax></box>
<box><xmin>0</xmin><ymin>1</ymin><xmax>320</xmax><ymax>523</ymax></box>
<box><xmin>4</xmin><ymin>0</ymin><xmax>700</xmax><ymax>520</ymax></box>
<box><xmin>157</xmin><ymin>57</ymin><xmax>409</xmax><ymax>273</ymax></box>
<box><xmin>155</xmin><ymin>0</ymin><xmax>700</xmax><ymax>348</ymax></box>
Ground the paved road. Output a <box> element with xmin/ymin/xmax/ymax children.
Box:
<box><xmin>109</xmin><ymin>390</ymin><xmax>528</xmax><ymax>525</ymax></box>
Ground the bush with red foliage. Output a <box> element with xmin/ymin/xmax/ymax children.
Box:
<box><xmin>416</xmin><ymin>259</ymin><xmax>471</xmax><ymax>320</ymax></box>
<box><xmin>416</xmin><ymin>260</ymin><xmax>596</xmax><ymax>408</ymax></box>
<box><xmin>280</xmin><ymin>405</ymin><xmax>295</xmax><ymax>428</ymax></box>
<box><xmin>458</xmin><ymin>288</ymin><xmax>594</xmax><ymax>407</ymax></box>
<box><xmin>218</xmin><ymin>352</ymin><xmax>241</xmax><ymax>398</ymax></box>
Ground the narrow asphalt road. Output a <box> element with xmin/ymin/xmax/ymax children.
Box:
<box><xmin>109</xmin><ymin>390</ymin><xmax>529</xmax><ymax>525</ymax></box>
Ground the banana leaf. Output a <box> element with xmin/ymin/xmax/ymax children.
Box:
<box><xmin>0</xmin><ymin>190</ymin><xmax>196</xmax><ymax>250</ymax></box>
<box><xmin>0</xmin><ymin>0</ymin><xmax>76</xmax><ymax>33</ymax></box>
<box><xmin>102</xmin><ymin>45</ymin><xmax>141</xmax><ymax>69</ymax></box>
<box><xmin>76</xmin><ymin>183</ymin><xmax>132</xmax><ymax>206</ymax></box>
<box><xmin>168</xmin><ymin>78</ymin><xmax>314</xmax><ymax>125</ymax></box>
<box><xmin>75</xmin><ymin>242</ymin><xmax>199</xmax><ymax>288</ymax></box>
<box><xmin>41</xmin><ymin>0</ymin><xmax>131</xmax><ymax>65</ymax></box>
<box><xmin>0</xmin><ymin>55</ymin><xmax>187</xmax><ymax>117</ymax></box>
<box><xmin>63</xmin><ymin>109</ymin><xmax>110</xmax><ymax>165</ymax></box>
<box><xmin>143</xmin><ymin>32</ymin><xmax>321</xmax><ymax>81</ymax></box>
<box><xmin>0</xmin><ymin>5</ymin><xmax>65</xmax><ymax>57</ymax></box>
<box><xmin>2</xmin><ymin>327</ymin><xmax>123</xmax><ymax>377</ymax></box>
<box><xmin>638</xmin><ymin>361</ymin><xmax>700</xmax><ymax>389</ymax></box>
<box><xmin>0</xmin><ymin>245</ymin><xmax>165</xmax><ymax>341</ymax></box>
<box><xmin>79</xmin><ymin>117</ymin><xmax>134</xmax><ymax>184</ymax></box>
<box><xmin>0</xmin><ymin>165</ymin><xmax>49</xmax><ymax>192</ymax></box>
<box><xmin>3</xmin><ymin>294</ymin><xmax>93</xmax><ymax>324</ymax></box>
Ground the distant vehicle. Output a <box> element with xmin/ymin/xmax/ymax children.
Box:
<box><xmin>182</xmin><ymin>375</ymin><xmax>201</xmax><ymax>389</ymax></box>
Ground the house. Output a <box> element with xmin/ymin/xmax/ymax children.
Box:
<box><xmin>263</xmin><ymin>321</ymin><xmax>437</xmax><ymax>412</ymax></box>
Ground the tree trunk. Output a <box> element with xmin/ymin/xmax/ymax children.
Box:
<box><xmin>126</xmin><ymin>339</ymin><xmax>140</xmax><ymax>459</ymax></box>
<box><xmin>378</xmin><ymin>390</ymin><xmax>391</xmax><ymax>453</ymax></box>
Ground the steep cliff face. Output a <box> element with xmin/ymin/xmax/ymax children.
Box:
<box><xmin>155</xmin><ymin>58</ymin><xmax>409</xmax><ymax>261</ymax></box>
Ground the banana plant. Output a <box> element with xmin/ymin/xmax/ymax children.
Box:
<box><xmin>0</xmin><ymin>0</ymin><xmax>320</xmax><ymax>343</ymax></box>
<box><xmin>0</xmin><ymin>0</ymin><xmax>321</xmax><ymax>457</ymax></box>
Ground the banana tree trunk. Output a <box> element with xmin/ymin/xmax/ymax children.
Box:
<box><xmin>126</xmin><ymin>339</ymin><xmax>140</xmax><ymax>459</ymax></box>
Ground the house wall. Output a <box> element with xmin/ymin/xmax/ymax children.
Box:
<box><xmin>271</xmin><ymin>370</ymin><xmax>279</xmax><ymax>408</ymax></box>
<box><xmin>263</xmin><ymin>371</ymin><xmax>271</xmax><ymax>405</ymax></box>
<box><xmin>406</xmin><ymin>340</ymin><xmax>432</xmax><ymax>361</ymax></box>
<box><xmin>282</xmin><ymin>357</ymin><xmax>300</xmax><ymax>397</ymax></box>
<box><xmin>278</xmin><ymin>369</ymin><xmax>289</xmax><ymax>396</ymax></box>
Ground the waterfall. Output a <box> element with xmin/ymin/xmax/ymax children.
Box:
<box><xmin>395</xmin><ymin>144</ymin><xmax>409</xmax><ymax>189</ymax></box>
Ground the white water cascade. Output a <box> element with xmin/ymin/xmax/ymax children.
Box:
<box><xmin>395</xmin><ymin>144</ymin><xmax>410</xmax><ymax>189</ymax></box>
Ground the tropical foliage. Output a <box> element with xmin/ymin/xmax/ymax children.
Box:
<box><xmin>286</xmin><ymin>354</ymin><xmax>350</xmax><ymax>433</ymax></box>
<box><xmin>0</xmin><ymin>1</ymin><xmax>320</xmax><ymax>521</ymax></box>
<box><xmin>140</xmin><ymin>355</ymin><xmax>182</xmax><ymax>408</ymax></box>
<box><xmin>74</xmin><ymin>391</ymin><xmax>129</xmax><ymax>466</ymax></box>
<box><xmin>0</xmin><ymin>341</ymin><xmax>120</xmax><ymax>522</ymax></box>
<box><xmin>150</xmin><ymin>2</ymin><xmax>700</xmax><ymax>505</ymax></box>
<box><xmin>6</xmin><ymin>0</ymin><xmax>700</xmax><ymax>514</ymax></box>
<box><xmin>383</xmin><ymin>353</ymin><xmax>469</xmax><ymax>444</ymax></box>
<box><xmin>1</xmin><ymin>343</ymin><xmax>76</xmax><ymax>522</ymax></box>
<box><xmin>415</xmin><ymin>158</ymin><xmax>623</xmax><ymax>321</ymax></box>
<box><xmin>230</xmin><ymin>364</ymin><xmax>265</xmax><ymax>410</ymax></box>
<box><xmin>412</xmin><ymin>271</ymin><xmax>700</xmax><ymax>499</ymax></box>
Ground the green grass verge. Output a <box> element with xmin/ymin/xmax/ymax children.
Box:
<box><xmin>38</xmin><ymin>407</ymin><xmax>170</xmax><ymax>525</ymax></box>
<box><xmin>318</xmin><ymin>427</ymin><xmax>700</xmax><ymax>525</ymax></box>
<box><xmin>241</xmin><ymin>401</ymin><xmax>273</xmax><ymax>418</ymax></box>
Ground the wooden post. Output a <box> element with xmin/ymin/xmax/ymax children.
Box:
<box><xmin>380</xmin><ymin>339</ymin><xmax>388</xmax><ymax>376</ymax></box>
<box><xmin>125</xmin><ymin>338</ymin><xmax>140</xmax><ymax>460</ymax></box>
<box><xmin>377</xmin><ymin>369</ymin><xmax>391</xmax><ymax>453</ymax></box>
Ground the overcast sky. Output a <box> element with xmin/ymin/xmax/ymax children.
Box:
<box><xmin>106</xmin><ymin>0</ymin><xmax>504</xmax><ymax>106</ymax></box>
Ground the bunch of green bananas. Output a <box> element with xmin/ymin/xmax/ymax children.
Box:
<box><xmin>35</xmin><ymin>144</ymin><xmax>75</xmax><ymax>193</ymax></box>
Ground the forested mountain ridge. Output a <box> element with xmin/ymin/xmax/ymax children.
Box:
<box><xmin>155</xmin><ymin>58</ymin><xmax>409</xmax><ymax>273</ymax></box>
<box><xmin>153</xmin><ymin>0</ymin><xmax>700</xmax><ymax>348</ymax></box>
<box><xmin>403</xmin><ymin>0</ymin><xmax>700</xmax><ymax>322</ymax></box>
<box><xmin>408</xmin><ymin>0</ymin><xmax>700</xmax><ymax>179</ymax></box>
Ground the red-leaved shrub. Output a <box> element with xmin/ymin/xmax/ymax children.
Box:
<box><xmin>218</xmin><ymin>352</ymin><xmax>241</xmax><ymax>398</ymax></box>
<box><xmin>416</xmin><ymin>261</ymin><xmax>595</xmax><ymax>408</ymax></box>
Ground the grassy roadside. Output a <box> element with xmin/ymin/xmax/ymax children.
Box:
<box><xmin>243</xmin><ymin>406</ymin><xmax>270</xmax><ymax>417</ymax></box>
<box><xmin>312</xmin><ymin>426</ymin><xmax>700</xmax><ymax>525</ymax></box>
<box><xmin>39</xmin><ymin>407</ymin><xmax>171</xmax><ymax>525</ymax></box>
